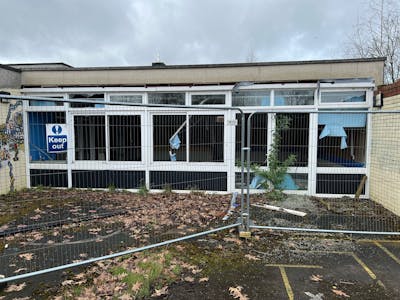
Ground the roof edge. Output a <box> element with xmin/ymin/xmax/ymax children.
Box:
<box><xmin>0</xmin><ymin>63</ymin><xmax>21</xmax><ymax>73</ymax></box>
<box><xmin>18</xmin><ymin>57</ymin><xmax>386</xmax><ymax>72</ymax></box>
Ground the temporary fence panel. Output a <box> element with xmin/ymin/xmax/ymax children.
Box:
<box><xmin>246</xmin><ymin>110</ymin><xmax>400</xmax><ymax>235</ymax></box>
<box><xmin>0</xmin><ymin>95</ymin><xmax>245</xmax><ymax>283</ymax></box>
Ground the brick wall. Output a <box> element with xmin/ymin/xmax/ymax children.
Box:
<box><xmin>370</xmin><ymin>83</ymin><xmax>400</xmax><ymax>216</ymax></box>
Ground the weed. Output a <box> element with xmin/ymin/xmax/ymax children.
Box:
<box><xmin>251</xmin><ymin>115</ymin><xmax>296</xmax><ymax>201</ymax></box>
<box><xmin>138</xmin><ymin>184</ymin><xmax>148</xmax><ymax>197</ymax></box>
<box><xmin>108</xmin><ymin>184</ymin><xmax>116</xmax><ymax>192</ymax></box>
<box><xmin>171</xmin><ymin>264</ymin><xmax>182</xmax><ymax>276</ymax></box>
<box><xmin>162</xmin><ymin>184</ymin><xmax>172</xmax><ymax>194</ymax></box>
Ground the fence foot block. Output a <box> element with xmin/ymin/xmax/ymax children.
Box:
<box><xmin>239</xmin><ymin>231</ymin><xmax>252</xmax><ymax>238</ymax></box>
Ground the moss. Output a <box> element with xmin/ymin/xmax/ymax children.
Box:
<box><xmin>171</xmin><ymin>243</ymin><xmax>249</xmax><ymax>277</ymax></box>
<box><xmin>0</xmin><ymin>189</ymin><xmax>81</xmax><ymax>226</ymax></box>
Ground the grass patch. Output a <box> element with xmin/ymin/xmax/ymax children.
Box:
<box><xmin>108</xmin><ymin>250</ymin><xmax>180</xmax><ymax>299</ymax></box>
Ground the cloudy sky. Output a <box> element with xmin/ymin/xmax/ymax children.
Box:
<box><xmin>0</xmin><ymin>0</ymin><xmax>370</xmax><ymax>67</ymax></box>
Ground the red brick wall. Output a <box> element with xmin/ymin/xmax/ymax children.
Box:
<box><xmin>377</xmin><ymin>79</ymin><xmax>400</xmax><ymax>98</ymax></box>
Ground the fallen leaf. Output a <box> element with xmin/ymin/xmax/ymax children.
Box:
<box><xmin>244</xmin><ymin>254</ymin><xmax>260</xmax><ymax>261</ymax></box>
<box><xmin>175</xmin><ymin>245</ymin><xmax>185</xmax><ymax>251</ymax></box>
<box><xmin>191</xmin><ymin>268</ymin><xmax>202</xmax><ymax>274</ymax></box>
<box><xmin>14</xmin><ymin>268</ymin><xmax>27</xmax><ymax>274</ymax></box>
<box><xmin>151</xmin><ymin>286</ymin><xmax>168</xmax><ymax>297</ymax></box>
<box><xmin>30</xmin><ymin>214</ymin><xmax>41</xmax><ymax>220</ymax></box>
<box><xmin>131</xmin><ymin>282</ymin><xmax>142</xmax><ymax>293</ymax></box>
<box><xmin>119</xmin><ymin>294</ymin><xmax>132</xmax><ymax>300</ymax></box>
<box><xmin>5</xmin><ymin>282</ymin><xmax>26</xmax><ymax>292</ymax></box>
<box><xmin>304</xmin><ymin>292</ymin><xmax>324</xmax><ymax>300</ymax></box>
<box><xmin>199</xmin><ymin>277</ymin><xmax>209</xmax><ymax>283</ymax></box>
<box><xmin>74</xmin><ymin>273</ymin><xmax>86</xmax><ymax>280</ymax></box>
<box><xmin>62</xmin><ymin>279</ymin><xmax>75</xmax><ymax>286</ymax></box>
<box><xmin>228</xmin><ymin>286</ymin><xmax>249</xmax><ymax>300</ymax></box>
<box><xmin>223</xmin><ymin>237</ymin><xmax>242</xmax><ymax>245</ymax></box>
<box><xmin>310</xmin><ymin>274</ymin><xmax>323</xmax><ymax>282</ymax></box>
<box><xmin>184</xmin><ymin>276</ymin><xmax>194</xmax><ymax>282</ymax></box>
<box><xmin>332</xmin><ymin>289</ymin><xmax>350</xmax><ymax>298</ymax></box>
<box><xmin>19</xmin><ymin>253</ymin><xmax>34</xmax><ymax>261</ymax></box>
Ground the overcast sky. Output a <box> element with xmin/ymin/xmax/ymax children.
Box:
<box><xmin>0</xmin><ymin>0</ymin><xmax>369</xmax><ymax>67</ymax></box>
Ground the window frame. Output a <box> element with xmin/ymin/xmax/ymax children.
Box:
<box><xmin>318</xmin><ymin>89</ymin><xmax>372</xmax><ymax>108</ymax></box>
<box><xmin>150</xmin><ymin>110</ymin><xmax>228</xmax><ymax>165</ymax></box>
<box><xmin>189</xmin><ymin>91</ymin><xmax>228</xmax><ymax>106</ymax></box>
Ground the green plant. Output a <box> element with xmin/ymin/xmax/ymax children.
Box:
<box><xmin>162</xmin><ymin>183</ymin><xmax>172</xmax><ymax>194</ymax></box>
<box><xmin>138</xmin><ymin>184</ymin><xmax>149</xmax><ymax>196</ymax></box>
<box><xmin>251</xmin><ymin>115</ymin><xmax>296</xmax><ymax>201</ymax></box>
<box><xmin>108</xmin><ymin>184</ymin><xmax>116</xmax><ymax>192</ymax></box>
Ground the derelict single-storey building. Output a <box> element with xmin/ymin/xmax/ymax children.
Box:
<box><xmin>0</xmin><ymin>58</ymin><xmax>386</xmax><ymax>197</ymax></box>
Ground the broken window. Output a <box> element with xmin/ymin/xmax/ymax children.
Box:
<box><xmin>191</xmin><ymin>94</ymin><xmax>225</xmax><ymax>105</ymax></box>
<box><xmin>69</xmin><ymin>93</ymin><xmax>105</xmax><ymax>108</ymax></box>
<box><xmin>317</xmin><ymin>112</ymin><xmax>367</xmax><ymax>167</ymax></box>
<box><xmin>153</xmin><ymin>114</ymin><xmax>224</xmax><ymax>162</ymax></box>
<box><xmin>74</xmin><ymin>116</ymin><xmax>106</xmax><ymax>160</ymax></box>
<box><xmin>109</xmin><ymin>115</ymin><xmax>141</xmax><ymax>161</ymax></box>
<box><xmin>321</xmin><ymin>91</ymin><xmax>366</xmax><ymax>103</ymax></box>
<box><xmin>148</xmin><ymin>93</ymin><xmax>185</xmax><ymax>105</ymax></box>
<box><xmin>276</xmin><ymin>113</ymin><xmax>309</xmax><ymax>167</ymax></box>
<box><xmin>153</xmin><ymin>115</ymin><xmax>187</xmax><ymax>161</ymax></box>
<box><xmin>29</xmin><ymin>96</ymin><xmax>64</xmax><ymax>106</ymax></box>
<box><xmin>109</xmin><ymin>94</ymin><xmax>142</xmax><ymax>104</ymax></box>
<box><xmin>232</xmin><ymin>90</ymin><xmax>271</xmax><ymax>106</ymax></box>
<box><xmin>28</xmin><ymin>112</ymin><xmax>66</xmax><ymax>162</ymax></box>
<box><xmin>275</xmin><ymin>89</ymin><xmax>314</xmax><ymax>106</ymax></box>
<box><xmin>236</xmin><ymin>113</ymin><xmax>269</xmax><ymax>165</ymax></box>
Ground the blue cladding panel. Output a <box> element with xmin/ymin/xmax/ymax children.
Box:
<box><xmin>28</xmin><ymin>112</ymin><xmax>65</xmax><ymax>161</ymax></box>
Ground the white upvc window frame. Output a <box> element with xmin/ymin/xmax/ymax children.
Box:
<box><xmin>25</xmin><ymin>93</ymin><xmax>68</xmax><ymax>111</ymax></box>
<box><xmin>149</xmin><ymin>109</ymin><xmax>229</xmax><ymax>167</ymax></box>
<box><xmin>318</xmin><ymin>88</ymin><xmax>373</xmax><ymax>108</ymax></box>
<box><xmin>273</xmin><ymin>88</ymin><xmax>316</xmax><ymax>107</ymax></box>
<box><xmin>107</xmin><ymin>92</ymin><xmax>144</xmax><ymax>107</ymax></box>
<box><xmin>188</xmin><ymin>91</ymin><xmax>229</xmax><ymax>106</ymax></box>
<box><xmin>231</xmin><ymin>89</ymin><xmax>273</xmax><ymax>108</ymax></box>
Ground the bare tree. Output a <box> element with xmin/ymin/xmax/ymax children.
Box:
<box><xmin>345</xmin><ymin>0</ymin><xmax>400</xmax><ymax>83</ymax></box>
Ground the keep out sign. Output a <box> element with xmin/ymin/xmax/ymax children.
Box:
<box><xmin>46</xmin><ymin>124</ymin><xmax>68</xmax><ymax>153</ymax></box>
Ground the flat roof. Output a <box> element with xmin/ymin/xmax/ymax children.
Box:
<box><xmin>7</xmin><ymin>57</ymin><xmax>386</xmax><ymax>72</ymax></box>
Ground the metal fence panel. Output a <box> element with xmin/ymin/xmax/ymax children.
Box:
<box><xmin>0</xmin><ymin>95</ymin><xmax>245</xmax><ymax>283</ymax></box>
<box><xmin>246</xmin><ymin>110</ymin><xmax>400</xmax><ymax>235</ymax></box>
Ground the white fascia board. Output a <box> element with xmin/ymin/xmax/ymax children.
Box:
<box><xmin>319</xmin><ymin>82</ymin><xmax>375</xmax><ymax>89</ymax></box>
<box><xmin>22</xmin><ymin>81</ymin><xmax>374</xmax><ymax>94</ymax></box>
<box><xmin>22</xmin><ymin>85</ymin><xmax>235</xmax><ymax>93</ymax></box>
